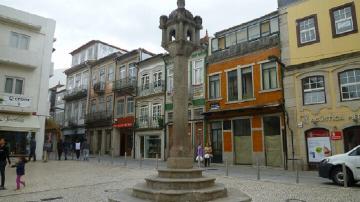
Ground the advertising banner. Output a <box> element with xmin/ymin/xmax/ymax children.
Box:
<box><xmin>307</xmin><ymin>137</ymin><xmax>331</xmax><ymax>163</ymax></box>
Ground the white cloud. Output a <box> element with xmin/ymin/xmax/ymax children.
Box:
<box><xmin>0</xmin><ymin>0</ymin><xmax>278</xmax><ymax>69</ymax></box>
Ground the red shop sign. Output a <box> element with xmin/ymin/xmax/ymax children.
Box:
<box><xmin>331</xmin><ymin>131</ymin><xmax>343</xmax><ymax>140</ymax></box>
<box><xmin>113</xmin><ymin>116</ymin><xmax>134</xmax><ymax>128</ymax></box>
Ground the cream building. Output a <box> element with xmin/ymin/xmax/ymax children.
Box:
<box><xmin>0</xmin><ymin>5</ymin><xmax>56</xmax><ymax>158</ymax></box>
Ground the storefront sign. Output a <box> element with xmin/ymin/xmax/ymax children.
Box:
<box><xmin>210</xmin><ymin>103</ymin><xmax>220</xmax><ymax>110</ymax></box>
<box><xmin>331</xmin><ymin>131</ymin><xmax>343</xmax><ymax>140</ymax></box>
<box><xmin>0</xmin><ymin>114</ymin><xmax>25</xmax><ymax>123</ymax></box>
<box><xmin>113</xmin><ymin>117</ymin><xmax>134</xmax><ymax>128</ymax></box>
<box><xmin>0</xmin><ymin>94</ymin><xmax>32</xmax><ymax>108</ymax></box>
<box><xmin>302</xmin><ymin>113</ymin><xmax>360</xmax><ymax>124</ymax></box>
<box><xmin>307</xmin><ymin>137</ymin><xmax>331</xmax><ymax>163</ymax></box>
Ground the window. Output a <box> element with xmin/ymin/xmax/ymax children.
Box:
<box><xmin>227</xmin><ymin>70</ymin><xmax>238</xmax><ymax>101</ymax></box>
<box><xmin>87</xmin><ymin>47</ymin><xmax>94</xmax><ymax>60</ymax></box>
<box><xmin>261</xmin><ymin>21</ymin><xmax>271</xmax><ymax>36</ymax></box>
<box><xmin>302</xmin><ymin>76</ymin><xmax>326</xmax><ymax>105</ymax></box>
<box><xmin>68</xmin><ymin>77</ymin><xmax>74</xmax><ymax>90</ymax></box>
<box><xmin>263</xmin><ymin>116</ymin><xmax>280</xmax><ymax>136</ymax></box>
<box><xmin>248</xmin><ymin>24</ymin><xmax>260</xmax><ymax>40</ymax></box>
<box><xmin>140</xmin><ymin>106</ymin><xmax>149</xmax><ymax>124</ymax></box>
<box><xmin>129</xmin><ymin>63</ymin><xmax>137</xmax><ymax>78</ymax></box>
<box><xmin>236</xmin><ymin>28</ymin><xmax>247</xmax><ymax>43</ymax></box>
<box><xmin>10</xmin><ymin>32</ymin><xmax>30</xmax><ymax>50</ymax></box>
<box><xmin>99</xmin><ymin>68</ymin><xmax>106</xmax><ymax>82</ymax></box>
<box><xmin>75</xmin><ymin>74</ymin><xmax>81</xmax><ymax>88</ymax></box>
<box><xmin>81</xmin><ymin>100</ymin><xmax>86</xmax><ymax>119</ymax></box>
<box><xmin>167</xmin><ymin>112</ymin><xmax>173</xmax><ymax>122</ymax></box>
<box><xmin>127</xmin><ymin>97</ymin><xmax>134</xmax><ymax>114</ymax></box>
<box><xmin>73</xmin><ymin>102</ymin><xmax>79</xmax><ymax>121</ymax></box>
<box><xmin>152</xmin><ymin>104</ymin><xmax>161</xmax><ymax>119</ymax></box>
<box><xmin>90</xmin><ymin>100</ymin><xmax>96</xmax><ymax>114</ymax></box>
<box><xmin>167</xmin><ymin>68</ymin><xmax>174</xmax><ymax>93</ymax></box>
<box><xmin>99</xmin><ymin>97</ymin><xmax>105</xmax><ymax>112</ymax></box>
<box><xmin>192</xmin><ymin>59</ymin><xmax>203</xmax><ymax>85</ymax></box>
<box><xmin>241</xmin><ymin>67</ymin><xmax>253</xmax><ymax>99</ymax></box>
<box><xmin>82</xmin><ymin>71</ymin><xmax>89</xmax><ymax>89</ymax></box>
<box><xmin>106</xmin><ymin>96</ymin><xmax>113</xmax><ymax>113</ymax></box>
<box><xmin>270</xmin><ymin>17</ymin><xmax>279</xmax><ymax>33</ymax></box>
<box><xmin>141</xmin><ymin>74</ymin><xmax>150</xmax><ymax>90</ymax></box>
<box><xmin>218</xmin><ymin>37</ymin><xmax>225</xmax><ymax>50</ymax></box>
<box><xmin>262</xmin><ymin>62</ymin><xmax>278</xmax><ymax>90</ymax></box>
<box><xmin>339</xmin><ymin>69</ymin><xmax>360</xmax><ymax>101</ymax></box>
<box><xmin>153</xmin><ymin>71</ymin><xmax>162</xmax><ymax>87</ymax></box>
<box><xmin>116</xmin><ymin>99</ymin><xmax>125</xmax><ymax>116</ymax></box>
<box><xmin>66</xmin><ymin>103</ymin><xmax>72</xmax><ymax>120</ymax></box>
<box><xmin>108</xmin><ymin>64</ymin><xmax>115</xmax><ymax>81</ymax></box>
<box><xmin>119</xmin><ymin>65</ymin><xmax>126</xmax><ymax>80</ymax></box>
<box><xmin>209</xmin><ymin>74</ymin><xmax>220</xmax><ymax>99</ymax></box>
<box><xmin>225</xmin><ymin>32</ymin><xmax>236</xmax><ymax>48</ymax></box>
<box><xmin>4</xmin><ymin>77</ymin><xmax>24</xmax><ymax>94</ymax></box>
<box><xmin>211</xmin><ymin>38</ymin><xmax>219</xmax><ymax>52</ymax></box>
<box><xmin>330</xmin><ymin>3</ymin><xmax>358</xmax><ymax>37</ymax></box>
<box><xmin>297</xmin><ymin>15</ymin><xmax>319</xmax><ymax>46</ymax></box>
<box><xmin>92</xmin><ymin>72</ymin><xmax>97</xmax><ymax>86</ymax></box>
<box><xmin>223</xmin><ymin>120</ymin><xmax>231</xmax><ymax>131</ymax></box>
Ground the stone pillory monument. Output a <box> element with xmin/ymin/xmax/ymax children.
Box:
<box><xmin>109</xmin><ymin>1</ymin><xmax>251</xmax><ymax>201</ymax></box>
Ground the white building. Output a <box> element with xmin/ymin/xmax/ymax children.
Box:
<box><xmin>0</xmin><ymin>5</ymin><xmax>56</xmax><ymax>158</ymax></box>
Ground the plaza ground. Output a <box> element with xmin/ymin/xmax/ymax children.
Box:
<box><xmin>0</xmin><ymin>156</ymin><xmax>359</xmax><ymax>202</ymax></box>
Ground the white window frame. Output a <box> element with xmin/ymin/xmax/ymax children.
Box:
<box><xmin>152</xmin><ymin>104</ymin><xmax>162</xmax><ymax>120</ymax></box>
<box><xmin>127</xmin><ymin>97</ymin><xmax>134</xmax><ymax>114</ymax></box>
<box><xmin>192</xmin><ymin>59</ymin><xmax>204</xmax><ymax>85</ymax></box>
<box><xmin>108</xmin><ymin>63</ymin><xmax>115</xmax><ymax>81</ymax></box>
<box><xmin>141</xmin><ymin>74</ymin><xmax>150</xmax><ymax>90</ymax></box>
<box><xmin>333</xmin><ymin>6</ymin><xmax>355</xmax><ymax>35</ymax></box>
<box><xmin>119</xmin><ymin>65</ymin><xmax>126</xmax><ymax>80</ymax></box>
<box><xmin>153</xmin><ymin>71</ymin><xmax>162</xmax><ymax>88</ymax></box>
<box><xmin>10</xmin><ymin>32</ymin><xmax>30</xmax><ymax>50</ymax></box>
<box><xmin>299</xmin><ymin>17</ymin><xmax>317</xmax><ymax>44</ymax></box>
<box><xmin>303</xmin><ymin>76</ymin><xmax>326</xmax><ymax>105</ymax></box>
<box><xmin>339</xmin><ymin>69</ymin><xmax>360</xmax><ymax>101</ymax></box>
<box><xmin>167</xmin><ymin>68</ymin><xmax>174</xmax><ymax>93</ymax></box>
<box><xmin>261</xmin><ymin>62</ymin><xmax>279</xmax><ymax>91</ymax></box>
<box><xmin>208</xmin><ymin>73</ymin><xmax>221</xmax><ymax>100</ymax></box>
<box><xmin>116</xmin><ymin>99</ymin><xmax>125</xmax><ymax>116</ymax></box>
<box><xmin>4</xmin><ymin>76</ymin><xmax>24</xmax><ymax>94</ymax></box>
<box><xmin>140</xmin><ymin>106</ymin><xmax>149</xmax><ymax>124</ymax></box>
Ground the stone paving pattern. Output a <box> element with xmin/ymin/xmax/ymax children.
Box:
<box><xmin>0</xmin><ymin>158</ymin><xmax>359</xmax><ymax>202</ymax></box>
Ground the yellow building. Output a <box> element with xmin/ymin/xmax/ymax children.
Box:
<box><xmin>279</xmin><ymin>0</ymin><xmax>360</xmax><ymax>169</ymax></box>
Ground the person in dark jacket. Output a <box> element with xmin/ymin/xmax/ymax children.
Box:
<box><xmin>28</xmin><ymin>137</ymin><xmax>36</xmax><ymax>162</ymax></box>
<box><xmin>0</xmin><ymin>138</ymin><xmax>11</xmax><ymax>190</ymax></box>
<box><xmin>12</xmin><ymin>157</ymin><xmax>27</xmax><ymax>190</ymax></box>
<box><xmin>57</xmin><ymin>139</ymin><xmax>63</xmax><ymax>160</ymax></box>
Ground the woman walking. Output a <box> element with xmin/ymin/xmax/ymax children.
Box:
<box><xmin>57</xmin><ymin>139</ymin><xmax>63</xmax><ymax>160</ymax></box>
<box><xmin>12</xmin><ymin>157</ymin><xmax>27</xmax><ymax>191</ymax></box>
<box><xmin>204</xmin><ymin>143</ymin><xmax>213</xmax><ymax>167</ymax></box>
<box><xmin>196</xmin><ymin>144</ymin><xmax>204</xmax><ymax>167</ymax></box>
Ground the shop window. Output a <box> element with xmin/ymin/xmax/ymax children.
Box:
<box><xmin>296</xmin><ymin>15</ymin><xmax>320</xmax><ymax>46</ymax></box>
<box><xmin>209</xmin><ymin>74</ymin><xmax>220</xmax><ymax>99</ymax></box>
<box><xmin>302</xmin><ymin>76</ymin><xmax>326</xmax><ymax>105</ymax></box>
<box><xmin>227</xmin><ymin>70</ymin><xmax>238</xmax><ymax>101</ymax></box>
<box><xmin>330</xmin><ymin>2</ymin><xmax>358</xmax><ymax>37</ymax></box>
<box><xmin>339</xmin><ymin>69</ymin><xmax>360</xmax><ymax>101</ymax></box>
<box><xmin>143</xmin><ymin>136</ymin><xmax>161</xmax><ymax>159</ymax></box>
<box><xmin>241</xmin><ymin>67</ymin><xmax>253</xmax><ymax>99</ymax></box>
<box><xmin>261</xmin><ymin>62</ymin><xmax>278</xmax><ymax>90</ymax></box>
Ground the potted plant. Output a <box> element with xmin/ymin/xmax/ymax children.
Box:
<box><xmin>157</xmin><ymin>117</ymin><xmax>164</xmax><ymax>128</ymax></box>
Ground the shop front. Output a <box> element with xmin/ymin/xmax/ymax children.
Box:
<box><xmin>136</xmin><ymin>133</ymin><xmax>163</xmax><ymax>159</ymax></box>
<box><xmin>113</xmin><ymin>116</ymin><xmax>134</xmax><ymax>157</ymax></box>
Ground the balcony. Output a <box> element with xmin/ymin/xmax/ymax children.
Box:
<box><xmin>0</xmin><ymin>46</ymin><xmax>41</xmax><ymax>69</ymax></box>
<box><xmin>0</xmin><ymin>93</ymin><xmax>33</xmax><ymax>113</ymax></box>
<box><xmin>63</xmin><ymin>86</ymin><xmax>88</xmax><ymax>101</ymax></box>
<box><xmin>93</xmin><ymin>82</ymin><xmax>105</xmax><ymax>94</ymax></box>
<box><xmin>136</xmin><ymin>115</ymin><xmax>164</xmax><ymax>130</ymax></box>
<box><xmin>113</xmin><ymin>77</ymin><xmax>136</xmax><ymax>94</ymax></box>
<box><xmin>85</xmin><ymin>111</ymin><xmax>113</xmax><ymax>127</ymax></box>
<box><xmin>138</xmin><ymin>81</ymin><xmax>165</xmax><ymax>97</ymax></box>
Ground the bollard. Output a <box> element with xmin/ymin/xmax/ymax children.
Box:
<box><xmin>124</xmin><ymin>152</ymin><xmax>127</xmax><ymax>167</ymax></box>
<box><xmin>225</xmin><ymin>158</ymin><xmax>229</xmax><ymax>177</ymax></box>
<box><xmin>342</xmin><ymin>163</ymin><xmax>348</xmax><ymax>188</ymax></box>
<box><xmin>140</xmin><ymin>155</ymin><xmax>143</xmax><ymax>168</ymax></box>
<box><xmin>111</xmin><ymin>150</ymin><xmax>114</xmax><ymax>165</ymax></box>
<box><xmin>257</xmin><ymin>156</ymin><xmax>260</xmax><ymax>180</ymax></box>
<box><xmin>296</xmin><ymin>160</ymin><xmax>299</xmax><ymax>184</ymax></box>
<box><xmin>156</xmin><ymin>153</ymin><xmax>159</xmax><ymax>170</ymax></box>
<box><xmin>98</xmin><ymin>151</ymin><xmax>100</xmax><ymax>163</ymax></box>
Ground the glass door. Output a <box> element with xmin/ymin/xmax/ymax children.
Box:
<box><xmin>211</xmin><ymin>122</ymin><xmax>223</xmax><ymax>163</ymax></box>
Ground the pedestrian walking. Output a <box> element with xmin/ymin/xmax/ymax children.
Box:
<box><xmin>43</xmin><ymin>139</ymin><xmax>52</xmax><ymax>162</ymax></box>
<box><xmin>63</xmin><ymin>140</ymin><xmax>70</xmax><ymax>160</ymax></box>
<box><xmin>0</xmin><ymin>138</ymin><xmax>11</xmax><ymax>190</ymax></box>
<box><xmin>28</xmin><ymin>137</ymin><xmax>36</xmax><ymax>162</ymax></box>
<box><xmin>11</xmin><ymin>157</ymin><xmax>27</xmax><ymax>191</ymax></box>
<box><xmin>57</xmin><ymin>139</ymin><xmax>63</xmax><ymax>160</ymax></box>
<box><xmin>196</xmin><ymin>144</ymin><xmax>204</xmax><ymax>166</ymax></box>
<box><xmin>75</xmin><ymin>140</ymin><xmax>81</xmax><ymax>160</ymax></box>
<box><xmin>204</xmin><ymin>143</ymin><xmax>213</xmax><ymax>167</ymax></box>
<box><xmin>81</xmin><ymin>140</ymin><xmax>90</xmax><ymax>161</ymax></box>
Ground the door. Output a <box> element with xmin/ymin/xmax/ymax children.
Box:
<box><xmin>211</xmin><ymin>122</ymin><xmax>223</xmax><ymax>163</ymax></box>
<box><xmin>264</xmin><ymin>116</ymin><xmax>282</xmax><ymax>167</ymax></box>
<box><xmin>343</xmin><ymin>126</ymin><xmax>360</xmax><ymax>152</ymax></box>
<box><xmin>233</xmin><ymin>119</ymin><xmax>252</xmax><ymax>165</ymax></box>
<box><xmin>120</xmin><ymin>131</ymin><xmax>126</xmax><ymax>156</ymax></box>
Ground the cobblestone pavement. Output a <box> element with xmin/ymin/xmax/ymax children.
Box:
<box><xmin>0</xmin><ymin>158</ymin><xmax>358</xmax><ymax>202</ymax></box>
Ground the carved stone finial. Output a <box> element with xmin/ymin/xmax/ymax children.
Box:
<box><xmin>177</xmin><ymin>0</ymin><xmax>185</xmax><ymax>8</ymax></box>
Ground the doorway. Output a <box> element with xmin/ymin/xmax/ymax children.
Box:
<box><xmin>263</xmin><ymin>116</ymin><xmax>282</xmax><ymax>167</ymax></box>
<box><xmin>211</xmin><ymin>122</ymin><xmax>223</xmax><ymax>163</ymax></box>
<box><xmin>343</xmin><ymin>126</ymin><xmax>360</xmax><ymax>152</ymax></box>
<box><xmin>233</xmin><ymin>119</ymin><xmax>252</xmax><ymax>165</ymax></box>
<box><xmin>97</xmin><ymin>130</ymin><xmax>102</xmax><ymax>153</ymax></box>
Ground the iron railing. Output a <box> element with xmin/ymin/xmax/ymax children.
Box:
<box><xmin>93</xmin><ymin>82</ymin><xmax>106</xmax><ymax>94</ymax></box>
<box><xmin>137</xmin><ymin>81</ymin><xmax>165</xmax><ymax>97</ymax></box>
<box><xmin>136</xmin><ymin>115</ymin><xmax>164</xmax><ymax>129</ymax></box>
<box><xmin>63</xmin><ymin>86</ymin><xmax>88</xmax><ymax>101</ymax></box>
<box><xmin>113</xmin><ymin>77</ymin><xmax>137</xmax><ymax>92</ymax></box>
<box><xmin>85</xmin><ymin>111</ymin><xmax>112</xmax><ymax>124</ymax></box>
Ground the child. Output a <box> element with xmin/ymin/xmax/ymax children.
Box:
<box><xmin>12</xmin><ymin>157</ymin><xmax>27</xmax><ymax>190</ymax></box>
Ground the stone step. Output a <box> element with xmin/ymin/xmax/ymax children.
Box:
<box><xmin>132</xmin><ymin>183</ymin><xmax>228</xmax><ymax>202</ymax></box>
<box><xmin>157</xmin><ymin>168</ymin><xmax>204</xmax><ymax>178</ymax></box>
<box><xmin>145</xmin><ymin>176</ymin><xmax>216</xmax><ymax>190</ymax></box>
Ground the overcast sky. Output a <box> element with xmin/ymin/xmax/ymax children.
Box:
<box><xmin>1</xmin><ymin>0</ymin><xmax>278</xmax><ymax>70</ymax></box>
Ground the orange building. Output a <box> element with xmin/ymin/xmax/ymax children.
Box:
<box><xmin>205</xmin><ymin>11</ymin><xmax>286</xmax><ymax>167</ymax></box>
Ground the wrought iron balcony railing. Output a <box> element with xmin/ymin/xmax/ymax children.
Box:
<box><xmin>113</xmin><ymin>77</ymin><xmax>137</xmax><ymax>92</ymax></box>
<box><xmin>93</xmin><ymin>82</ymin><xmax>106</xmax><ymax>94</ymax></box>
<box><xmin>136</xmin><ymin>115</ymin><xmax>164</xmax><ymax>129</ymax></box>
<box><xmin>63</xmin><ymin>86</ymin><xmax>88</xmax><ymax>101</ymax></box>
<box><xmin>137</xmin><ymin>81</ymin><xmax>165</xmax><ymax>97</ymax></box>
<box><xmin>85</xmin><ymin>111</ymin><xmax>113</xmax><ymax>124</ymax></box>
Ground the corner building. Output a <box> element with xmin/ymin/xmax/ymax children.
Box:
<box><xmin>205</xmin><ymin>12</ymin><xmax>286</xmax><ymax>167</ymax></box>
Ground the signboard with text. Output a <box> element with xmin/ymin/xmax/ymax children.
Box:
<box><xmin>0</xmin><ymin>94</ymin><xmax>32</xmax><ymax>108</ymax></box>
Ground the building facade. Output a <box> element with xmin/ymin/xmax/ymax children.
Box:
<box><xmin>279</xmin><ymin>0</ymin><xmax>360</xmax><ymax>169</ymax></box>
<box><xmin>205</xmin><ymin>12</ymin><xmax>286</xmax><ymax>167</ymax></box>
<box><xmin>0</xmin><ymin>5</ymin><xmax>55</xmax><ymax>158</ymax></box>
<box><xmin>135</xmin><ymin>54</ymin><xmax>165</xmax><ymax>160</ymax></box>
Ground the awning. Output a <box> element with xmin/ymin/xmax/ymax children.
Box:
<box><xmin>0</xmin><ymin>113</ymin><xmax>40</xmax><ymax>132</ymax></box>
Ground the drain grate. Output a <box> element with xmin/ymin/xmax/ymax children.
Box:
<box><xmin>286</xmin><ymin>199</ymin><xmax>306</xmax><ymax>202</ymax></box>
<box><xmin>40</xmin><ymin>196</ymin><xmax>63</xmax><ymax>201</ymax></box>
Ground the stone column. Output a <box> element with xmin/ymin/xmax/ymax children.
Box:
<box><xmin>101</xmin><ymin>130</ymin><xmax>106</xmax><ymax>155</ymax></box>
<box><xmin>167</xmin><ymin>55</ymin><xmax>193</xmax><ymax>169</ymax></box>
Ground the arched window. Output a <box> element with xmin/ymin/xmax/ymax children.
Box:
<box><xmin>169</xmin><ymin>30</ymin><xmax>176</xmax><ymax>42</ymax></box>
<box><xmin>302</xmin><ymin>76</ymin><xmax>325</xmax><ymax>105</ymax></box>
<box><xmin>339</xmin><ymin>69</ymin><xmax>360</xmax><ymax>101</ymax></box>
